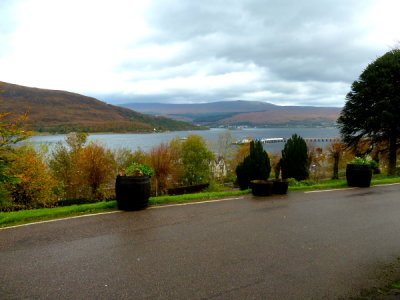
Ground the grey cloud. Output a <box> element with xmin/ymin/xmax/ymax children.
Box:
<box><xmin>0</xmin><ymin>1</ymin><xmax>21</xmax><ymax>56</ymax></box>
<box><xmin>112</xmin><ymin>0</ymin><xmax>388</xmax><ymax>107</ymax></box>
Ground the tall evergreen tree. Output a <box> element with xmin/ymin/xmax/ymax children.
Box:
<box><xmin>337</xmin><ymin>49</ymin><xmax>400</xmax><ymax>175</ymax></box>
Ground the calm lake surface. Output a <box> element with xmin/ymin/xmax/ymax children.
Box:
<box><xmin>29</xmin><ymin>127</ymin><xmax>340</xmax><ymax>154</ymax></box>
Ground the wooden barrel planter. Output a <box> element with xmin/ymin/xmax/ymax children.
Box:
<box><xmin>250</xmin><ymin>180</ymin><xmax>273</xmax><ymax>196</ymax></box>
<box><xmin>346</xmin><ymin>164</ymin><xmax>372</xmax><ymax>187</ymax></box>
<box><xmin>115</xmin><ymin>175</ymin><xmax>151</xmax><ymax>210</ymax></box>
<box><xmin>272</xmin><ymin>180</ymin><xmax>289</xmax><ymax>195</ymax></box>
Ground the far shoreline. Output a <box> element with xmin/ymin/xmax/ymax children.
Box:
<box><xmin>31</xmin><ymin>125</ymin><xmax>339</xmax><ymax>137</ymax></box>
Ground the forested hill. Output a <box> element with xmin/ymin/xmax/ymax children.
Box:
<box><xmin>121</xmin><ymin>101</ymin><xmax>341</xmax><ymax>127</ymax></box>
<box><xmin>0</xmin><ymin>81</ymin><xmax>201</xmax><ymax>133</ymax></box>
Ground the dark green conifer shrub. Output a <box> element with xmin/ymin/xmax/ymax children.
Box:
<box><xmin>281</xmin><ymin>134</ymin><xmax>309</xmax><ymax>181</ymax></box>
<box><xmin>235</xmin><ymin>141</ymin><xmax>271</xmax><ymax>190</ymax></box>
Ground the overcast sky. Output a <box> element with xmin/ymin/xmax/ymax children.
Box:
<box><xmin>1</xmin><ymin>0</ymin><xmax>399</xmax><ymax>107</ymax></box>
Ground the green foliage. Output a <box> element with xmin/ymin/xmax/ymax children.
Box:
<box><xmin>126</xmin><ymin>163</ymin><xmax>155</xmax><ymax>177</ymax></box>
<box><xmin>287</xmin><ymin>178</ymin><xmax>316</xmax><ymax>187</ymax></box>
<box><xmin>115</xmin><ymin>147</ymin><xmax>147</xmax><ymax>170</ymax></box>
<box><xmin>281</xmin><ymin>134</ymin><xmax>309</xmax><ymax>181</ymax></box>
<box><xmin>235</xmin><ymin>141</ymin><xmax>271</xmax><ymax>189</ymax></box>
<box><xmin>181</xmin><ymin>135</ymin><xmax>215</xmax><ymax>185</ymax></box>
<box><xmin>350</xmin><ymin>157</ymin><xmax>378</xmax><ymax>169</ymax></box>
<box><xmin>337</xmin><ymin>49</ymin><xmax>400</xmax><ymax>175</ymax></box>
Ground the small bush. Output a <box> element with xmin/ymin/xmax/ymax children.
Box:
<box><xmin>287</xmin><ymin>178</ymin><xmax>317</xmax><ymax>187</ymax></box>
<box><xmin>126</xmin><ymin>163</ymin><xmax>154</xmax><ymax>177</ymax></box>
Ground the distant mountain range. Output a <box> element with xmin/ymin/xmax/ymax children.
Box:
<box><xmin>120</xmin><ymin>101</ymin><xmax>342</xmax><ymax>127</ymax></box>
<box><xmin>0</xmin><ymin>82</ymin><xmax>201</xmax><ymax>133</ymax></box>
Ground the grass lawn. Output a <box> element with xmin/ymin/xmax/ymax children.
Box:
<box><xmin>1</xmin><ymin>175</ymin><xmax>400</xmax><ymax>229</ymax></box>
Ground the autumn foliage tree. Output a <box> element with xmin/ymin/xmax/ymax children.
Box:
<box><xmin>0</xmin><ymin>82</ymin><xmax>33</xmax><ymax>209</ymax></box>
<box><xmin>326</xmin><ymin>142</ymin><xmax>346</xmax><ymax>179</ymax></box>
<box><xmin>49</xmin><ymin>132</ymin><xmax>88</xmax><ymax>200</ymax></box>
<box><xmin>5</xmin><ymin>145</ymin><xmax>57</xmax><ymax>209</ymax></box>
<box><xmin>50</xmin><ymin>133</ymin><xmax>118</xmax><ymax>201</ymax></box>
<box><xmin>76</xmin><ymin>141</ymin><xmax>117</xmax><ymax>200</ymax></box>
<box><xmin>148</xmin><ymin>143</ymin><xmax>177</xmax><ymax>195</ymax></box>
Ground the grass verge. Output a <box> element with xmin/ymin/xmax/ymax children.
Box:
<box><xmin>1</xmin><ymin>176</ymin><xmax>400</xmax><ymax>229</ymax></box>
<box><xmin>0</xmin><ymin>201</ymin><xmax>118</xmax><ymax>229</ymax></box>
<box><xmin>0</xmin><ymin>189</ymin><xmax>251</xmax><ymax>228</ymax></box>
<box><xmin>289</xmin><ymin>176</ymin><xmax>400</xmax><ymax>192</ymax></box>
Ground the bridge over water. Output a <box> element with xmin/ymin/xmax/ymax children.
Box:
<box><xmin>234</xmin><ymin>137</ymin><xmax>341</xmax><ymax>144</ymax></box>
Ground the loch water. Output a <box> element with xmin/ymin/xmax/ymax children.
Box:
<box><xmin>29</xmin><ymin>127</ymin><xmax>340</xmax><ymax>154</ymax></box>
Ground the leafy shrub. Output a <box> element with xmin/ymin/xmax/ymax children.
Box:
<box><xmin>114</xmin><ymin>147</ymin><xmax>147</xmax><ymax>170</ymax></box>
<box><xmin>281</xmin><ymin>134</ymin><xmax>309</xmax><ymax>181</ymax></box>
<box><xmin>180</xmin><ymin>135</ymin><xmax>215</xmax><ymax>185</ymax></box>
<box><xmin>350</xmin><ymin>157</ymin><xmax>378</xmax><ymax>169</ymax></box>
<box><xmin>287</xmin><ymin>178</ymin><xmax>317</xmax><ymax>187</ymax></box>
<box><xmin>126</xmin><ymin>163</ymin><xmax>155</xmax><ymax>177</ymax></box>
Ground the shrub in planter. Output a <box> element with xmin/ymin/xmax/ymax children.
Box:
<box><xmin>346</xmin><ymin>157</ymin><xmax>374</xmax><ymax>187</ymax></box>
<box><xmin>115</xmin><ymin>163</ymin><xmax>154</xmax><ymax>210</ymax></box>
<box><xmin>235</xmin><ymin>141</ymin><xmax>271</xmax><ymax>190</ymax></box>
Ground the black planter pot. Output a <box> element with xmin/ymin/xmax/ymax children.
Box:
<box><xmin>236</xmin><ymin>176</ymin><xmax>250</xmax><ymax>190</ymax></box>
<box><xmin>250</xmin><ymin>180</ymin><xmax>273</xmax><ymax>196</ymax></box>
<box><xmin>272</xmin><ymin>180</ymin><xmax>289</xmax><ymax>195</ymax></box>
<box><xmin>346</xmin><ymin>164</ymin><xmax>372</xmax><ymax>187</ymax></box>
<box><xmin>115</xmin><ymin>175</ymin><xmax>151</xmax><ymax>210</ymax></box>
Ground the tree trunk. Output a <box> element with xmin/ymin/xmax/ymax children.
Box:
<box><xmin>372</xmin><ymin>151</ymin><xmax>381</xmax><ymax>174</ymax></box>
<box><xmin>332</xmin><ymin>152</ymin><xmax>339</xmax><ymax>179</ymax></box>
<box><xmin>388</xmin><ymin>135</ymin><xmax>398</xmax><ymax>176</ymax></box>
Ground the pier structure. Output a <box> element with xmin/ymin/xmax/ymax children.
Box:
<box><xmin>234</xmin><ymin>137</ymin><xmax>341</xmax><ymax>145</ymax></box>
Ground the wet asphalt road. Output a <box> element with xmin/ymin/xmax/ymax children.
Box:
<box><xmin>1</xmin><ymin>184</ymin><xmax>400</xmax><ymax>300</ymax></box>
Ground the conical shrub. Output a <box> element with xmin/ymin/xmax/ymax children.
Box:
<box><xmin>235</xmin><ymin>141</ymin><xmax>271</xmax><ymax>190</ymax></box>
<box><xmin>281</xmin><ymin>134</ymin><xmax>309</xmax><ymax>181</ymax></box>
